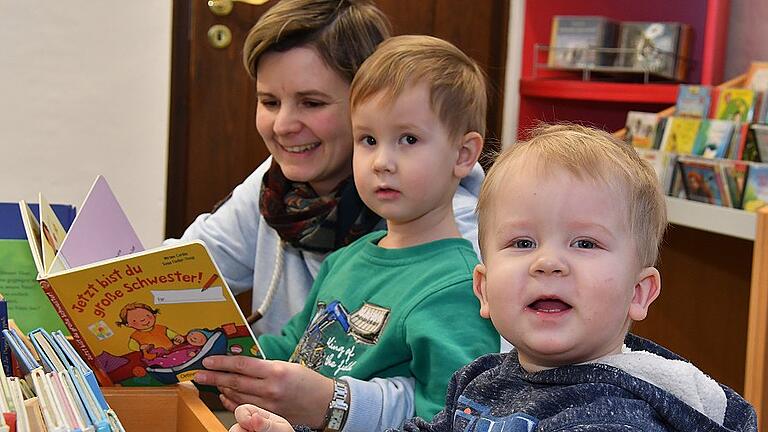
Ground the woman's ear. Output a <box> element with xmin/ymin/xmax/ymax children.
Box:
<box><xmin>629</xmin><ymin>267</ymin><xmax>661</xmax><ymax>321</ymax></box>
<box><xmin>455</xmin><ymin>131</ymin><xmax>484</xmax><ymax>178</ymax></box>
<box><xmin>473</xmin><ymin>263</ymin><xmax>491</xmax><ymax>319</ymax></box>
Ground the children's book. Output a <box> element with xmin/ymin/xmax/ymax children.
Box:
<box><xmin>659</xmin><ymin>116</ymin><xmax>702</xmax><ymax>154</ymax></box>
<box><xmin>715</xmin><ymin>88</ymin><xmax>756</xmax><ymax>123</ymax></box>
<box><xmin>753</xmin><ymin>124</ymin><xmax>768</xmax><ymax>162</ymax></box>
<box><xmin>692</xmin><ymin>119</ymin><xmax>736</xmax><ymax>159</ymax></box>
<box><xmin>19</xmin><ymin>177</ymin><xmax>264</xmax><ymax>387</ymax></box>
<box><xmin>615</xmin><ymin>22</ymin><xmax>689</xmax><ymax>80</ymax></box>
<box><xmin>625</xmin><ymin>111</ymin><xmax>659</xmax><ymax>149</ymax></box>
<box><xmin>746</xmin><ymin>62</ymin><xmax>768</xmax><ymax>93</ymax></box>
<box><xmin>742</xmin><ymin>163</ymin><xmax>768</xmax><ymax>212</ymax></box>
<box><xmin>675</xmin><ymin>85</ymin><xmax>711</xmax><ymax>118</ymax></box>
<box><xmin>548</xmin><ymin>16</ymin><xmax>618</xmax><ymax>68</ymax></box>
<box><xmin>678</xmin><ymin>158</ymin><xmax>728</xmax><ymax>206</ymax></box>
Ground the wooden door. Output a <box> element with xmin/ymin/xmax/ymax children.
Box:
<box><xmin>167</xmin><ymin>0</ymin><xmax>509</xmax><ymax>238</ymax></box>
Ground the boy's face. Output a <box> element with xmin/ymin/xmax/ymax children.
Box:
<box><xmin>474</xmin><ymin>163</ymin><xmax>660</xmax><ymax>371</ymax></box>
<box><xmin>351</xmin><ymin>83</ymin><xmax>461</xmax><ymax>225</ymax></box>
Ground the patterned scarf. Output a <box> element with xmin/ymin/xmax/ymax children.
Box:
<box><xmin>260</xmin><ymin>162</ymin><xmax>381</xmax><ymax>253</ymax></box>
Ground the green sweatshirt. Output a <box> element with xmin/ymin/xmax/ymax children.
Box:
<box><xmin>259</xmin><ymin>231</ymin><xmax>499</xmax><ymax>419</ymax></box>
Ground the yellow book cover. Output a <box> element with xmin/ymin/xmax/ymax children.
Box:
<box><xmin>715</xmin><ymin>88</ymin><xmax>755</xmax><ymax>123</ymax></box>
<box><xmin>40</xmin><ymin>241</ymin><xmax>263</xmax><ymax>387</ymax></box>
<box><xmin>660</xmin><ymin>116</ymin><xmax>702</xmax><ymax>154</ymax></box>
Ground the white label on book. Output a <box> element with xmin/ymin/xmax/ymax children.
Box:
<box><xmin>151</xmin><ymin>286</ymin><xmax>226</xmax><ymax>304</ymax></box>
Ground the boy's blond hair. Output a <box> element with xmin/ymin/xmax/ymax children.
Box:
<box><xmin>477</xmin><ymin>123</ymin><xmax>667</xmax><ymax>267</ymax></box>
<box><xmin>243</xmin><ymin>0</ymin><xmax>390</xmax><ymax>81</ymax></box>
<box><xmin>350</xmin><ymin>35</ymin><xmax>487</xmax><ymax>139</ymax></box>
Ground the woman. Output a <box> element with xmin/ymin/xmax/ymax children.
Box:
<box><xmin>176</xmin><ymin>0</ymin><xmax>486</xmax><ymax>429</ymax></box>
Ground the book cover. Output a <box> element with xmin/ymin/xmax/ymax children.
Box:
<box><xmin>660</xmin><ymin>116</ymin><xmax>702</xmax><ymax>154</ymax></box>
<box><xmin>715</xmin><ymin>88</ymin><xmax>756</xmax><ymax>123</ymax></box>
<box><xmin>678</xmin><ymin>158</ymin><xmax>728</xmax><ymax>206</ymax></box>
<box><xmin>48</xmin><ymin>176</ymin><xmax>144</xmax><ymax>274</ymax></box>
<box><xmin>742</xmin><ymin>164</ymin><xmax>768</xmax><ymax>212</ymax></box>
<box><xmin>692</xmin><ymin>119</ymin><xmax>736</xmax><ymax>159</ymax></box>
<box><xmin>746</xmin><ymin>62</ymin><xmax>768</xmax><ymax>92</ymax></box>
<box><xmin>0</xmin><ymin>297</ymin><xmax>9</xmax><ymax>376</ymax></box>
<box><xmin>616</xmin><ymin>22</ymin><xmax>682</xmax><ymax>79</ymax></box>
<box><xmin>39</xmin><ymin>241</ymin><xmax>263</xmax><ymax>387</ymax></box>
<box><xmin>721</xmin><ymin>161</ymin><xmax>750</xmax><ymax>210</ymax></box>
<box><xmin>38</xmin><ymin>195</ymin><xmax>68</xmax><ymax>275</ymax></box>
<box><xmin>625</xmin><ymin>111</ymin><xmax>659</xmax><ymax>148</ymax></box>
<box><xmin>548</xmin><ymin>16</ymin><xmax>617</xmax><ymax>68</ymax></box>
<box><xmin>675</xmin><ymin>85</ymin><xmax>712</xmax><ymax>118</ymax></box>
<box><xmin>753</xmin><ymin>124</ymin><xmax>768</xmax><ymax>162</ymax></box>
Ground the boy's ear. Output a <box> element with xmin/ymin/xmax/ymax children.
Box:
<box><xmin>473</xmin><ymin>263</ymin><xmax>491</xmax><ymax>319</ymax></box>
<box><xmin>628</xmin><ymin>267</ymin><xmax>661</xmax><ymax>321</ymax></box>
<box><xmin>454</xmin><ymin>131</ymin><xmax>484</xmax><ymax>178</ymax></box>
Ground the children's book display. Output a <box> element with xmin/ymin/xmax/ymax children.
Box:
<box><xmin>624</xmin><ymin>63</ymin><xmax>768</xmax><ymax>212</ymax></box>
<box><xmin>2</xmin><ymin>325</ymin><xmax>125</xmax><ymax>432</ymax></box>
<box><xmin>18</xmin><ymin>176</ymin><xmax>264</xmax><ymax>388</ymax></box>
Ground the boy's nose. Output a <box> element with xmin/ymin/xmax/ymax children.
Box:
<box><xmin>529</xmin><ymin>252</ymin><xmax>569</xmax><ymax>276</ymax></box>
<box><xmin>373</xmin><ymin>148</ymin><xmax>396</xmax><ymax>173</ymax></box>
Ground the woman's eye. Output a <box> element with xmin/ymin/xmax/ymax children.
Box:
<box><xmin>398</xmin><ymin>135</ymin><xmax>418</xmax><ymax>145</ymax></box>
<box><xmin>303</xmin><ymin>100</ymin><xmax>326</xmax><ymax>108</ymax></box>
<box><xmin>510</xmin><ymin>239</ymin><xmax>535</xmax><ymax>249</ymax></box>
<box><xmin>573</xmin><ymin>239</ymin><xmax>597</xmax><ymax>249</ymax></box>
<box><xmin>259</xmin><ymin>99</ymin><xmax>278</xmax><ymax>108</ymax></box>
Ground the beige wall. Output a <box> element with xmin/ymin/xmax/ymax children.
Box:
<box><xmin>724</xmin><ymin>0</ymin><xmax>768</xmax><ymax>80</ymax></box>
<box><xmin>0</xmin><ymin>1</ymin><xmax>172</xmax><ymax>246</ymax></box>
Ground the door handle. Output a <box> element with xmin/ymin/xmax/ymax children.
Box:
<box><xmin>208</xmin><ymin>0</ymin><xmax>270</xmax><ymax>16</ymax></box>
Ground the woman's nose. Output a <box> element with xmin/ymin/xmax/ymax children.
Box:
<box><xmin>273</xmin><ymin>106</ymin><xmax>302</xmax><ymax>135</ymax></box>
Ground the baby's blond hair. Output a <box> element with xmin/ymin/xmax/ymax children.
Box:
<box><xmin>477</xmin><ymin>123</ymin><xmax>667</xmax><ymax>267</ymax></box>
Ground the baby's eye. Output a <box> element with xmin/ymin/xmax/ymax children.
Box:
<box><xmin>572</xmin><ymin>239</ymin><xmax>597</xmax><ymax>249</ymax></box>
<box><xmin>398</xmin><ymin>135</ymin><xmax>418</xmax><ymax>145</ymax></box>
<box><xmin>510</xmin><ymin>238</ymin><xmax>536</xmax><ymax>249</ymax></box>
<box><xmin>360</xmin><ymin>136</ymin><xmax>376</xmax><ymax>146</ymax></box>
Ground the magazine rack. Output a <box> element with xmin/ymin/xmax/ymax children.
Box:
<box><xmin>533</xmin><ymin>44</ymin><xmax>686</xmax><ymax>83</ymax></box>
<box><xmin>102</xmin><ymin>383</ymin><xmax>227</xmax><ymax>432</ymax></box>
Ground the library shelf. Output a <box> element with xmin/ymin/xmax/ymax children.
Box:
<box><xmin>665</xmin><ymin>196</ymin><xmax>757</xmax><ymax>241</ymax></box>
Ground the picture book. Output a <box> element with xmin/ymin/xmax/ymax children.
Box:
<box><xmin>753</xmin><ymin>124</ymin><xmax>768</xmax><ymax>162</ymax></box>
<box><xmin>38</xmin><ymin>241</ymin><xmax>264</xmax><ymax>387</ymax></box>
<box><xmin>678</xmin><ymin>158</ymin><xmax>728</xmax><ymax>206</ymax></box>
<box><xmin>659</xmin><ymin>116</ymin><xmax>702</xmax><ymax>154</ymax></box>
<box><xmin>675</xmin><ymin>85</ymin><xmax>712</xmax><ymax>118</ymax></box>
<box><xmin>615</xmin><ymin>22</ymin><xmax>687</xmax><ymax>80</ymax></box>
<box><xmin>548</xmin><ymin>16</ymin><xmax>618</xmax><ymax>69</ymax></box>
<box><xmin>0</xmin><ymin>203</ymin><xmax>75</xmax><ymax>334</ymax></box>
<box><xmin>721</xmin><ymin>161</ymin><xmax>750</xmax><ymax>210</ymax></box>
<box><xmin>635</xmin><ymin>148</ymin><xmax>677</xmax><ymax>193</ymax></box>
<box><xmin>742</xmin><ymin>163</ymin><xmax>768</xmax><ymax>212</ymax></box>
<box><xmin>625</xmin><ymin>111</ymin><xmax>659</xmax><ymax>148</ymax></box>
<box><xmin>692</xmin><ymin>119</ymin><xmax>736</xmax><ymax>159</ymax></box>
<box><xmin>746</xmin><ymin>62</ymin><xmax>768</xmax><ymax>92</ymax></box>
<box><xmin>715</xmin><ymin>88</ymin><xmax>756</xmax><ymax>123</ymax></box>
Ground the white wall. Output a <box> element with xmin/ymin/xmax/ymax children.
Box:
<box><xmin>0</xmin><ymin>1</ymin><xmax>172</xmax><ymax>246</ymax></box>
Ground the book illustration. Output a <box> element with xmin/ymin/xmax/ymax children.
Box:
<box><xmin>692</xmin><ymin>119</ymin><xmax>736</xmax><ymax>159</ymax></box>
<box><xmin>746</xmin><ymin>62</ymin><xmax>768</xmax><ymax>92</ymax></box>
<box><xmin>678</xmin><ymin>159</ymin><xmax>727</xmax><ymax>206</ymax></box>
<box><xmin>742</xmin><ymin>164</ymin><xmax>768</xmax><ymax>212</ymax></box>
<box><xmin>676</xmin><ymin>85</ymin><xmax>712</xmax><ymax>118</ymax></box>
<box><xmin>40</xmin><ymin>241</ymin><xmax>263</xmax><ymax>387</ymax></box>
<box><xmin>715</xmin><ymin>88</ymin><xmax>755</xmax><ymax>123</ymax></box>
<box><xmin>39</xmin><ymin>195</ymin><xmax>67</xmax><ymax>275</ymax></box>
<box><xmin>625</xmin><ymin>111</ymin><xmax>658</xmax><ymax>149</ymax></box>
<box><xmin>616</xmin><ymin>22</ymin><xmax>681</xmax><ymax>79</ymax></box>
<box><xmin>660</xmin><ymin>116</ymin><xmax>702</xmax><ymax>154</ymax></box>
<box><xmin>547</xmin><ymin>16</ymin><xmax>617</xmax><ymax>68</ymax></box>
<box><xmin>48</xmin><ymin>175</ymin><xmax>144</xmax><ymax>274</ymax></box>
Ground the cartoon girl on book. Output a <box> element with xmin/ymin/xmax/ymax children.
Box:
<box><xmin>116</xmin><ymin>302</ymin><xmax>184</xmax><ymax>360</ymax></box>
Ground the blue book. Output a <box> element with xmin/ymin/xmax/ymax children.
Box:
<box><xmin>0</xmin><ymin>298</ymin><xmax>8</xmax><ymax>376</ymax></box>
<box><xmin>693</xmin><ymin>119</ymin><xmax>736</xmax><ymax>159</ymax></box>
<box><xmin>676</xmin><ymin>85</ymin><xmax>712</xmax><ymax>118</ymax></box>
<box><xmin>0</xmin><ymin>202</ymin><xmax>75</xmax><ymax>240</ymax></box>
<box><xmin>2</xmin><ymin>328</ymin><xmax>40</xmax><ymax>377</ymax></box>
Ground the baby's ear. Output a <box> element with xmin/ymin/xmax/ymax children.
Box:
<box><xmin>454</xmin><ymin>132</ymin><xmax>483</xmax><ymax>178</ymax></box>
<box><xmin>473</xmin><ymin>263</ymin><xmax>491</xmax><ymax>319</ymax></box>
<box><xmin>629</xmin><ymin>267</ymin><xmax>661</xmax><ymax>321</ymax></box>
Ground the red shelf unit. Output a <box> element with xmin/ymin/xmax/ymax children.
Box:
<box><xmin>517</xmin><ymin>0</ymin><xmax>730</xmax><ymax>138</ymax></box>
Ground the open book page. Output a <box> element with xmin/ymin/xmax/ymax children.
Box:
<box><xmin>18</xmin><ymin>201</ymin><xmax>44</xmax><ymax>275</ymax></box>
<box><xmin>50</xmin><ymin>176</ymin><xmax>144</xmax><ymax>274</ymax></box>
<box><xmin>39</xmin><ymin>194</ymin><xmax>68</xmax><ymax>275</ymax></box>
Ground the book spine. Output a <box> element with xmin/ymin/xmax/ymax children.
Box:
<box><xmin>38</xmin><ymin>278</ymin><xmax>114</xmax><ymax>386</ymax></box>
<box><xmin>0</xmin><ymin>299</ymin><xmax>9</xmax><ymax>375</ymax></box>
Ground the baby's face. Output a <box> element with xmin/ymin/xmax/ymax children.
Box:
<box><xmin>474</xmin><ymin>165</ymin><xmax>653</xmax><ymax>371</ymax></box>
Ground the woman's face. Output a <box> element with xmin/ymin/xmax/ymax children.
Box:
<box><xmin>255</xmin><ymin>46</ymin><xmax>353</xmax><ymax>196</ymax></box>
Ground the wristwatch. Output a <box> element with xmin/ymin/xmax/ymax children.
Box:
<box><xmin>321</xmin><ymin>379</ymin><xmax>350</xmax><ymax>432</ymax></box>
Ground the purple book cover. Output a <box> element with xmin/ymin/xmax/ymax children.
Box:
<box><xmin>50</xmin><ymin>176</ymin><xmax>144</xmax><ymax>272</ymax></box>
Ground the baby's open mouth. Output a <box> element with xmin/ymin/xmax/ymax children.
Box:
<box><xmin>528</xmin><ymin>298</ymin><xmax>572</xmax><ymax>313</ymax></box>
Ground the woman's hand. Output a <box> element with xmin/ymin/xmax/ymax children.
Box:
<box><xmin>195</xmin><ymin>355</ymin><xmax>334</xmax><ymax>428</ymax></box>
<box><xmin>228</xmin><ymin>404</ymin><xmax>293</xmax><ymax>432</ymax></box>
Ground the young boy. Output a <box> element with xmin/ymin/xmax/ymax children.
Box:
<box><xmin>213</xmin><ymin>35</ymin><xmax>499</xmax><ymax>431</ymax></box>
<box><xmin>230</xmin><ymin>124</ymin><xmax>757</xmax><ymax>432</ymax></box>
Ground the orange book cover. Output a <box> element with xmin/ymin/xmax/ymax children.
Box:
<box><xmin>39</xmin><ymin>241</ymin><xmax>263</xmax><ymax>387</ymax></box>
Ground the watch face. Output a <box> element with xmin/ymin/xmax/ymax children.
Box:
<box><xmin>328</xmin><ymin>411</ymin><xmax>344</xmax><ymax>429</ymax></box>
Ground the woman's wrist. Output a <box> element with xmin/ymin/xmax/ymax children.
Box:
<box><xmin>316</xmin><ymin>378</ymin><xmax>350</xmax><ymax>432</ymax></box>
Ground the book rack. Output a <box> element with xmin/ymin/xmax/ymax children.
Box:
<box><xmin>102</xmin><ymin>383</ymin><xmax>227</xmax><ymax>432</ymax></box>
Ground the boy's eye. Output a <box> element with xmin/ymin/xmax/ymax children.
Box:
<box><xmin>398</xmin><ymin>135</ymin><xmax>418</xmax><ymax>145</ymax></box>
<box><xmin>510</xmin><ymin>238</ymin><xmax>536</xmax><ymax>249</ymax></box>
<box><xmin>572</xmin><ymin>239</ymin><xmax>597</xmax><ymax>249</ymax></box>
